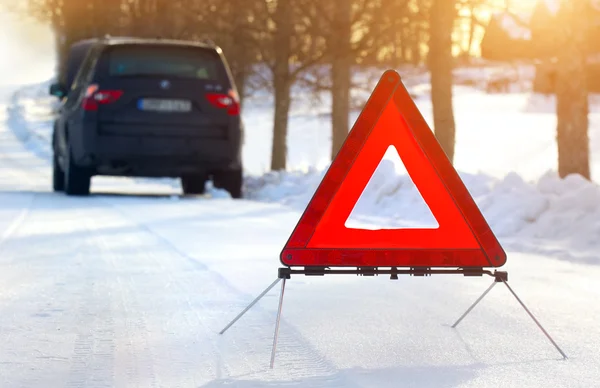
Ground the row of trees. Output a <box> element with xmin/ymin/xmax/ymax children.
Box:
<box><xmin>10</xmin><ymin>0</ymin><xmax>592</xmax><ymax>179</ymax></box>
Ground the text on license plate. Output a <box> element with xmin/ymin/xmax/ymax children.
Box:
<box><xmin>138</xmin><ymin>99</ymin><xmax>192</xmax><ymax>112</ymax></box>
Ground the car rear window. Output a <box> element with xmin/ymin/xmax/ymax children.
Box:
<box><xmin>107</xmin><ymin>45</ymin><xmax>224</xmax><ymax>80</ymax></box>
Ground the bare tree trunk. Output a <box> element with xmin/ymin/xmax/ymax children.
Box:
<box><xmin>130</xmin><ymin>0</ymin><xmax>158</xmax><ymax>37</ymax></box>
<box><xmin>89</xmin><ymin>0</ymin><xmax>123</xmax><ymax>36</ymax></box>
<box><xmin>413</xmin><ymin>23</ymin><xmax>423</xmax><ymax>65</ymax></box>
<box><xmin>330</xmin><ymin>0</ymin><xmax>352</xmax><ymax>160</ymax></box>
<box><xmin>428</xmin><ymin>0</ymin><xmax>457</xmax><ymax>163</ymax></box>
<box><xmin>466</xmin><ymin>2</ymin><xmax>476</xmax><ymax>57</ymax></box>
<box><xmin>229</xmin><ymin>0</ymin><xmax>250</xmax><ymax>109</ymax></box>
<box><xmin>397</xmin><ymin>27</ymin><xmax>404</xmax><ymax>66</ymax></box>
<box><xmin>555</xmin><ymin>0</ymin><xmax>590</xmax><ymax>179</ymax></box>
<box><xmin>270</xmin><ymin>0</ymin><xmax>293</xmax><ymax>171</ymax></box>
<box><xmin>155</xmin><ymin>0</ymin><xmax>173</xmax><ymax>37</ymax></box>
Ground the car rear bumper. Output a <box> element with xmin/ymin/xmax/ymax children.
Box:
<box><xmin>94</xmin><ymin>156</ymin><xmax>240</xmax><ymax>178</ymax></box>
<box><xmin>71</xmin><ymin>123</ymin><xmax>242</xmax><ymax>177</ymax></box>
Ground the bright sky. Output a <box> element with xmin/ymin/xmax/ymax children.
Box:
<box><xmin>514</xmin><ymin>0</ymin><xmax>544</xmax><ymax>12</ymax></box>
<box><xmin>0</xmin><ymin>11</ymin><xmax>55</xmax><ymax>86</ymax></box>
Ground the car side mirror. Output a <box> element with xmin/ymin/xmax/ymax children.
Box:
<box><xmin>49</xmin><ymin>82</ymin><xmax>66</xmax><ymax>98</ymax></box>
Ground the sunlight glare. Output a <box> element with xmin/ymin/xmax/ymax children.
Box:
<box><xmin>0</xmin><ymin>12</ymin><xmax>55</xmax><ymax>86</ymax></box>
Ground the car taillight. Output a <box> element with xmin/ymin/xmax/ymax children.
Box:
<box><xmin>82</xmin><ymin>84</ymin><xmax>124</xmax><ymax>111</ymax></box>
<box><xmin>205</xmin><ymin>90</ymin><xmax>240</xmax><ymax>116</ymax></box>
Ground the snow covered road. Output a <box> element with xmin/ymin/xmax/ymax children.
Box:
<box><xmin>1</xmin><ymin>85</ymin><xmax>600</xmax><ymax>387</ymax></box>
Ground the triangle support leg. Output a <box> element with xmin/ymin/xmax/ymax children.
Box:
<box><xmin>270</xmin><ymin>277</ymin><xmax>287</xmax><ymax>369</ymax></box>
<box><xmin>451</xmin><ymin>271</ymin><xmax>567</xmax><ymax>360</ymax></box>
<box><xmin>219</xmin><ymin>278</ymin><xmax>282</xmax><ymax>335</ymax></box>
<box><xmin>451</xmin><ymin>280</ymin><xmax>497</xmax><ymax>328</ymax></box>
<box><xmin>500</xmin><ymin>279</ymin><xmax>568</xmax><ymax>359</ymax></box>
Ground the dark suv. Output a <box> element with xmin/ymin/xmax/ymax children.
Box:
<box><xmin>49</xmin><ymin>37</ymin><xmax>244</xmax><ymax>198</ymax></box>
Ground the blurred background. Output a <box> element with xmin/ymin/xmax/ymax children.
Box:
<box><xmin>0</xmin><ymin>9</ymin><xmax>54</xmax><ymax>85</ymax></box>
<box><xmin>0</xmin><ymin>0</ymin><xmax>596</xmax><ymax>181</ymax></box>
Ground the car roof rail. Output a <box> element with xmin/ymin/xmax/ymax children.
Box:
<box><xmin>200</xmin><ymin>38</ymin><xmax>216</xmax><ymax>47</ymax></box>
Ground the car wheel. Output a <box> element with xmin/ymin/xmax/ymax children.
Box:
<box><xmin>64</xmin><ymin>146</ymin><xmax>91</xmax><ymax>196</ymax></box>
<box><xmin>181</xmin><ymin>174</ymin><xmax>207</xmax><ymax>195</ymax></box>
<box><xmin>52</xmin><ymin>150</ymin><xmax>65</xmax><ymax>192</ymax></box>
<box><xmin>213</xmin><ymin>168</ymin><xmax>243</xmax><ymax>199</ymax></box>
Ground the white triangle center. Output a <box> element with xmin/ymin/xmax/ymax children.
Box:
<box><xmin>344</xmin><ymin>145</ymin><xmax>440</xmax><ymax>230</ymax></box>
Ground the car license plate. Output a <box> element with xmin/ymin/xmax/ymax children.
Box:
<box><xmin>138</xmin><ymin>98</ymin><xmax>192</xmax><ymax>112</ymax></box>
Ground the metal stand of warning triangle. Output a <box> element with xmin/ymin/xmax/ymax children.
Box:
<box><xmin>218</xmin><ymin>267</ymin><xmax>567</xmax><ymax>368</ymax></box>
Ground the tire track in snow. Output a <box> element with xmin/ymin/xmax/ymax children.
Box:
<box><xmin>0</xmin><ymin>196</ymin><xmax>34</xmax><ymax>249</ymax></box>
<box><xmin>113</xmin><ymin>276</ymin><xmax>160</xmax><ymax>388</ymax></box>
<box><xmin>0</xmin><ymin>124</ymin><xmax>46</xmax><ymax>255</ymax></box>
<box><xmin>80</xmin><ymin>207</ymin><xmax>162</xmax><ymax>388</ymax></box>
<box><xmin>0</xmin><ymin>192</ymin><xmax>58</xmax><ymax>388</ymax></box>
<box><xmin>89</xmin><ymin>197</ymin><xmax>236</xmax><ymax>384</ymax></box>
<box><xmin>79</xmin><ymin>197</ymin><xmax>236</xmax><ymax>386</ymax></box>
<box><xmin>98</xmin><ymin>196</ymin><xmax>363</xmax><ymax>386</ymax></box>
<box><xmin>0</xmin><ymin>191</ymin><xmax>119</xmax><ymax>387</ymax></box>
<box><xmin>60</xmin><ymin>206</ymin><xmax>116</xmax><ymax>388</ymax></box>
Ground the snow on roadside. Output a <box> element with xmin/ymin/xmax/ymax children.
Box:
<box><xmin>10</xmin><ymin>77</ymin><xmax>600</xmax><ymax>265</ymax></box>
<box><xmin>6</xmin><ymin>80</ymin><xmax>57</xmax><ymax>160</ymax></box>
<box><xmin>246</xmin><ymin>166</ymin><xmax>600</xmax><ymax>265</ymax></box>
<box><xmin>524</xmin><ymin>92</ymin><xmax>600</xmax><ymax>114</ymax></box>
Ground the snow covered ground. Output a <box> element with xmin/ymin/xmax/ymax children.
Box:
<box><xmin>2</xmin><ymin>73</ymin><xmax>600</xmax><ymax>387</ymax></box>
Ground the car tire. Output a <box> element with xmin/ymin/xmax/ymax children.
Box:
<box><xmin>181</xmin><ymin>175</ymin><xmax>207</xmax><ymax>195</ymax></box>
<box><xmin>64</xmin><ymin>146</ymin><xmax>91</xmax><ymax>196</ymax></box>
<box><xmin>213</xmin><ymin>168</ymin><xmax>243</xmax><ymax>199</ymax></box>
<box><xmin>52</xmin><ymin>150</ymin><xmax>65</xmax><ymax>192</ymax></box>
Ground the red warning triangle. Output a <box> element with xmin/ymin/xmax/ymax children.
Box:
<box><xmin>280</xmin><ymin>70</ymin><xmax>506</xmax><ymax>268</ymax></box>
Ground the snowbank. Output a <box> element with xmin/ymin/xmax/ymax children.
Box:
<box><xmin>246</xmin><ymin>166</ymin><xmax>600</xmax><ymax>264</ymax></box>
<box><xmin>6</xmin><ymin>80</ymin><xmax>57</xmax><ymax>160</ymax></box>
